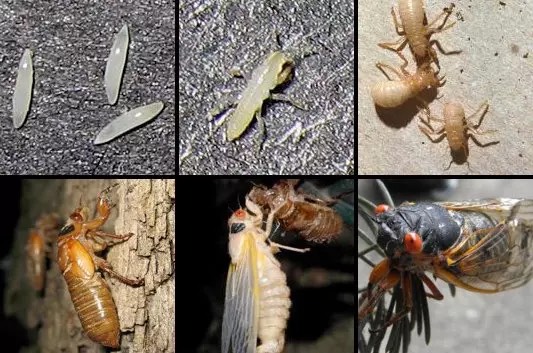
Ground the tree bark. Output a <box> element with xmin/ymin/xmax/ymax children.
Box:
<box><xmin>4</xmin><ymin>179</ymin><xmax>175</xmax><ymax>353</ymax></box>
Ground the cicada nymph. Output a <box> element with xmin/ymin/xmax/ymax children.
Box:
<box><xmin>57</xmin><ymin>184</ymin><xmax>144</xmax><ymax>348</ymax></box>
<box><xmin>26</xmin><ymin>213</ymin><xmax>61</xmax><ymax>291</ymax></box>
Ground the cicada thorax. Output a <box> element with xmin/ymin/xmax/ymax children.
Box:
<box><xmin>376</xmin><ymin>202</ymin><xmax>462</xmax><ymax>258</ymax></box>
<box><xmin>58</xmin><ymin>238</ymin><xmax>120</xmax><ymax>348</ymax></box>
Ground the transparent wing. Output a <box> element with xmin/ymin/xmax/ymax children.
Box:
<box><xmin>438</xmin><ymin>200</ymin><xmax>533</xmax><ymax>292</ymax></box>
<box><xmin>222</xmin><ymin>232</ymin><xmax>259</xmax><ymax>353</ymax></box>
<box><xmin>437</xmin><ymin>198</ymin><xmax>524</xmax><ymax>223</ymax></box>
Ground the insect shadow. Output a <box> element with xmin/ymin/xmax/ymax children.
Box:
<box><xmin>375</xmin><ymin>87</ymin><xmax>439</xmax><ymax>129</ymax></box>
<box><xmin>445</xmin><ymin>138</ymin><xmax>500</xmax><ymax>172</ymax></box>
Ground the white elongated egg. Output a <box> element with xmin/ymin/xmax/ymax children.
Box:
<box><xmin>104</xmin><ymin>24</ymin><xmax>129</xmax><ymax>105</ymax></box>
<box><xmin>93</xmin><ymin>101</ymin><xmax>164</xmax><ymax>145</ymax></box>
<box><xmin>13</xmin><ymin>49</ymin><xmax>33</xmax><ymax>129</ymax></box>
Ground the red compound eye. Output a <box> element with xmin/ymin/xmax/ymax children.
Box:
<box><xmin>234</xmin><ymin>209</ymin><xmax>246</xmax><ymax>219</ymax></box>
<box><xmin>404</xmin><ymin>232</ymin><xmax>423</xmax><ymax>254</ymax></box>
<box><xmin>374</xmin><ymin>204</ymin><xmax>391</xmax><ymax>215</ymax></box>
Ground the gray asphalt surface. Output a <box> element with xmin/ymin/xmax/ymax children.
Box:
<box><xmin>0</xmin><ymin>0</ymin><xmax>175</xmax><ymax>174</ymax></box>
<box><xmin>178</xmin><ymin>0</ymin><xmax>354</xmax><ymax>175</ymax></box>
<box><xmin>358</xmin><ymin>179</ymin><xmax>533</xmax><ymax>353</ymax></box>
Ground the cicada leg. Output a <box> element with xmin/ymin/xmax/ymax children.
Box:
<box><xmin>368</xmin><ymin>272</ymin><xmax>444</xmax><ymax>333</ymax></box>
<box><xmin>86</xmin><ymin>230</ymin><xmax>134</xmax><ymax>252</ymax></box>
<box><xmin>267</xmin><ymin>239</ymin><xmax>310</xmax><ymax>253</ymax></box>
<box><xmin>358</xmin><ymin>258</ymin><xmax>400</xmax><ymax>321</ymax></box>
<box><xmin>419</xmin><ymin>273</ymin><xmax>444</xmax><ymax>300</ymax></box>
<box><xmin>368</xmin><ymin>271</ymin><xmax>414</xmax><ymax>332</ymax></box>
<box><xmin>93</xmin><ymin>256</ymin><xmax>144</xmax><ymax>286</ymax></box>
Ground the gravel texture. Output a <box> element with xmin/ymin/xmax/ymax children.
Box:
<box><xmin>179</xmin><ymin>0</ymin><xmax>354</xmax><ymax>175</ymax></box>
<box><xmin>0</xmin><ymin>0</ymin><xmax>175</xmax><ymax>174</ymax></box>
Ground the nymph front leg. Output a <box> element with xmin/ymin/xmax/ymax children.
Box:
<box><xmin>93</xmin><ymin>256</ymin><xmax>144</xmax><ymax>286</ymax></box>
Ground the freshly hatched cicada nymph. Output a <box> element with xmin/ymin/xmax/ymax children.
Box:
<box><xmin>222</xmin><ymin>196</ymin><xmax>308</xmax><ymax>353</ymax></box>
<box><xmin>57</xmin><ymin>184</ymin><xmax>144</xmax><ymax>348</ymax></box>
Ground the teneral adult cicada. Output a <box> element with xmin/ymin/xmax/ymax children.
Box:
<box><xmin>222</xmin><ymin>196</ymin><xmax>308</xmax><ymax>353</ymax></box>
<box><xmin>359</xmin><ymin>198</ymin><xmax>533</xmax><ymax>325</ymax></box>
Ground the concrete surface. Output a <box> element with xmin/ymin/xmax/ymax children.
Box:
<box><xmin>358</xmin><ymin>179</ymin><xmax>533</xmax><ymax>353</ymax></box>
<box><xmin>0</xmin><ymin>0</ymin><xmax>175</xmax><ymax>174</ymax></box>
<box><xmin>179</xmin><ymin>0</ymin><xmax>354</xmax><ymax>175</ymax></box>
<box><xmin>358</xmin><ymin>1</ymin><xmax>533</xmax><ymax>175</ymax></box>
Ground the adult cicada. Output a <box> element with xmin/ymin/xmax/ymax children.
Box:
<box><xmin>359</xmin><ymin>198</ymin><xmax>533</xmax><ymax>325</ymax></box>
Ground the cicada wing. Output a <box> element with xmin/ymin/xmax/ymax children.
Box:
<box><xmin>437</xmin><ymin>198</ymin><xmax>525</xmax><ymax>223</ymax></box>
<box><xmin>222</xmin><ymin>232</ymin><xmax>259</xmax><ymax>353</ymax></box>
<box><xmin>507</xmin><ymin>199</ymin><xmax>533</xmax><ymax>221</ymax></box>
<box><xmin>441</xmin><ymin>210</ymin><xmax>533</xmax><ymax>292</ymax></box>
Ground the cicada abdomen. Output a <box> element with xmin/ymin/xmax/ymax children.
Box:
<box><xmin>257</xmin><ymin>257</ymin><xmax>290</xmax><ymax>353</ymax></box>
<box><xmin>249</xmin><ymin>180</ymin><xmax>343</xmax><ymax>243</ymax></box>
<box><xmin>58</xmin><ymin>238</ymin><xmax>120</xmax><ymax>347</ymax></box>
<box><xmin>222</xmin><ymin>198</ymin><xmax>294</xmax><ymax>353</ymax></box>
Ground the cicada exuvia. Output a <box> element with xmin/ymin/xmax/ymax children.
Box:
<box><xmin>359</xmin><ymin>198</ymin><xmax>533</xmax><ymax>326</ymax></box>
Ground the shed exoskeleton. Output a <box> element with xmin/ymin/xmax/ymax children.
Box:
<box><xmin>248</xmin><ymin>180</ymin><xmax>343</xmax><ymax>243</ymax></box>
<box><xmin>26</xmin><ymin>213</ymin><xmax>61</xmax><ymax>291</ymax></box>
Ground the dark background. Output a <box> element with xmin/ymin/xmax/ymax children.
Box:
<box><xmin>0</xmin><ymin>180</ymin><xmax>25</xmax><ymax>349</ymax></box>
<box><xmin>178</xmin><ymin>178</ymin><xmax>354</xmax><ymax>353</ymax></box>
<box><xmin>0</xmin><ymin>1</ymin><xmax>175</xmax><ymax>174</ymax></box>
